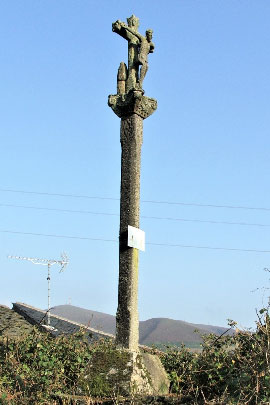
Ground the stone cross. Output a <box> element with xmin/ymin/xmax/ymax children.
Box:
<box><xmin>112</xmin><ymin>14</ymin><xmax>155</xmax><ymax>92</ymax></box>
<box><xmin>108</xmin><ymin>15</ymin><xmax>157</xmax><ymax>351</ymax></box>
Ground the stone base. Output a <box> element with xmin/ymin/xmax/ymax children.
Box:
<box><xmin>79</xmin><ymin>345</ymin><xmax>169</xmax><ymax>397</ymax></box>
<box><xmin>124</xmin><ymin>350</ymin><xmax>170</xmax><ymax>395</ymax></box>
<box><xmin>139</xmin><ymin>351</ymin><xmax>170</xmax><ymax>395</ymax></box>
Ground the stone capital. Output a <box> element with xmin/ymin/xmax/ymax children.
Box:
<box><xmin>108</xmin><ymin>90</ymin><xmax>157</xmax><ymax>119</ymax></box>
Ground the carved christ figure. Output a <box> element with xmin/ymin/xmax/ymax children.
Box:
<box><xmin>112</xmin><ymin>15</ymin><xmax>154</xmax><ymax>91</ymax></box>
<box><xmin>125</xmin><ymin>26</ymin><xmax>154</xmax><ymax>89</ymax></box>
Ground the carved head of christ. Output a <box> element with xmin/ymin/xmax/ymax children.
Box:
<box><xmin>146</xmin><ymin>29</ymin><xmax>153</xmax><ymax>42</ymax></box>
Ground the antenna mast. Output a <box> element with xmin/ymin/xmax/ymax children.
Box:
<box><xmin>8</xmin><ymin>252</ymin><xmax>68</xmax><ymax>329</ymax></box>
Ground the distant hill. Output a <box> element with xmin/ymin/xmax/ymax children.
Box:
<box><xmin>50</xmin><ymin>305</ymin><xmax>232</xmax><ymax>346</ymax></box>
<box><xmin>50</xmin><ymin>305</ymin><xmax>116</xmax><ymax>334</ymax></box>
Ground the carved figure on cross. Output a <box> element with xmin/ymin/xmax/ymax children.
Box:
<box><xmin>112</xmin><ymin>15</ymin><xmax>154</xmax><ymax>91</ymax></box>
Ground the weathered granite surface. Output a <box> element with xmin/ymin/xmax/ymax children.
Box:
<box><xmin>107</xmin><ymin>15</ymin><xmax>169</xmax><ymax>396</ymax></box>
<box><xmin>116</xmin><ymin>113</ymin><xmax>143</xmax><ymax>351</ymax></box>
<box><xmin>108</xmin><ymin>90</ymin><xmax>157</xmax><ymax>119</ymax></box>
<box><xmin>108</xmin><ymin>16</ymin><xmax>157</xmax><ymax>352</ymax></box>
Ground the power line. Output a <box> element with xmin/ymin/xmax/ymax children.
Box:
<box><xmin>1</xmin><ymin>230</ymin><xmax>117</xmax><ymax>243</ymax></box>
<box><xmin>147</xmin><ymin>242</ymin><xmax>270</xmax><ymax>253</ymax></box>
<box><xmin>0</xmin><ymin>188</ymin><xmax>118</xmax><ymax>201</ymax></box>
<box><xmin>143</xmin><ymin>200</ymin><xmax>270</xmax><ymax>212</ymax></box>
<box><xmin>0</xmin><ymin>188</ymin><xmax>269</xmax><ymax>212</ymax></box>
<box><xmin>1</xmin><ymin>203</ymin><xmax>270</xmax><ymax>228</ymax></box>
<box><xmin>0</xmin><ymin>203</ymin><xmax>118</xmax><ymax>217</ymax></box>
<box><xmin>2</xmin><ymin>229</ymin><xmax>270</xmax><ymax>253</ymax></box>
<box><xmin>143</xmin><ymin>215</ymin><xmax>269</xmax><ymax>228</ymax></box>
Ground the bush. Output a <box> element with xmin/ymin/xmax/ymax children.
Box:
<box><xmin>0</xmin><ymin>327</ymin><xmax>97</xmax><ymax>403</ymax></box>
<box><xmin>161</xmin><ymin>311</ymin><xmax>270</xmax><ymax>404</ymax></box>
<box><xmin>1</xmin><ymin>312</ymin><xmax>270</xmax><ymax>403</ymax></box>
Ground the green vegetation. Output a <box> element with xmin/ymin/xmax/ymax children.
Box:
<box><xmin>0</xmin><ymin>310</ymin><xmax>270</xmax><ymax>404</ymax></box>
<box><xmin>151</xmin><ymin>341</ymin><xmax>202</xmax><ymax>352</ymax></box>
<box><xmin>160</xmin><ymin>311</ymin><xmax>270</xmax><ymax>404</ymax></box>
<box><xmin>0</xmin><ymin>329</ymin><xmax>151</xmax><ymax>404</ymax></box>
<box><xmin>0</xmin><ymin>328</ymin><xmax>111</xmax><ymax>404</ymax></box>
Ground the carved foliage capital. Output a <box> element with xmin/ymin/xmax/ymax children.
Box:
<box><xmin>108</xmin><ymin>90</ymin><xmax>157</xmax><ymax>119</ymax></box>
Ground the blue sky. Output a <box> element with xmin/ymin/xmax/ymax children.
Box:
<box><xmin>1</xmin><ymin>1</ymin><xmax>270</xmax><ymax>329</ymax></box>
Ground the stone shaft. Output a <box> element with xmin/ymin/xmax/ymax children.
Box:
<box><xmin>116</xmin><ymin>113</ymin><xmax>143</xmax><ymax>351</ymax></box>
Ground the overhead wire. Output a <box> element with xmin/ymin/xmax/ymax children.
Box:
<box><xmin>0</xmin><ymin>188</ymin><xmax>118</xmax><ymax>202</ymax></box>
<box><xmin>1</xmin><ymin>230</ymin><xmax>116</xmax><ymax>243</ymax></box>
<box><xmin>0</xmin><ymin>203</ymin><xmax>270</xmax><ymax>228</ymax></box>
<box><xmin>0</xmin><ymin>203</ymin><xmax>118</xmax><ymax>217</ymax></box>
<box><xmin>1</xmin><ymin>188</ymin><xmax>270</xmax><ymax>212</ymax></box>
<box><xmin>2</xmin><ymin>188</ymin><xmax>269</xmax><ymax>254</ymax></box>
<box><xmin>1</xmin><ymin>229</ymin><xmax>270</xmax><ymax>254</ymax></box>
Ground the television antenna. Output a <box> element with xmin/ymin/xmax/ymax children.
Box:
<box><xmin>8</xmin><ymin>252</ymin><xmax>69</xmax><ymax>331</ymax></box>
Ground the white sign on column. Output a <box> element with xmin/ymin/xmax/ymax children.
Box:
<box><xmin>128</xmin><ymin>225</ymin><xmax>145</xmax><ymax>251</ymax></box>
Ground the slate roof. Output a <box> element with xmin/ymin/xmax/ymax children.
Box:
<box><xmin>12</xmin><ymin>302</ymin><xmax>114</xmax><ymax>341</ymax></box>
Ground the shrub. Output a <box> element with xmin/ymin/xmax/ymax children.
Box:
<box><xmin>0</xmin><ymin>327</ymin><xmax>94</xmax><ymax>403</ymax></box>
<box><xmin>161</xmin><ymin>311</ymin><xmax>270</xmax><ymax>404</ymax></box>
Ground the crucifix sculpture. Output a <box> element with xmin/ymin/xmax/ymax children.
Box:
<box><xmin>112</xmin><ymin>15</ymin><xmax>154</xmax><ymax>91</ymax></box>
<box><xmin>108</xmin><ymin>15</ymin><xmax>157</xmax><ymax>351</ymax></box>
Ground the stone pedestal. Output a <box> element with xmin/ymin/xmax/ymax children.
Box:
<box><xmin>81</xmin><ymin>344</ymin><xmax>169</xmax><ymax>397</ymax></box>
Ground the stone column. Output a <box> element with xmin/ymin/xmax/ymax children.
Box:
<box><xmin>108</xmin><ymin>90</ymin><xmax>157</xmax><ymax>351</ymax></box>
<box><xmin>117</xmin><ymin>113</ymin><xmax>142</xmax><ymax>350</ymax></box>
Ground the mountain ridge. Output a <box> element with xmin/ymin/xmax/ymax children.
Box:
<box><xmin>50</xmin><ymin>304</ymin><xmax>232</xmax><ymax>345</ymax></box>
